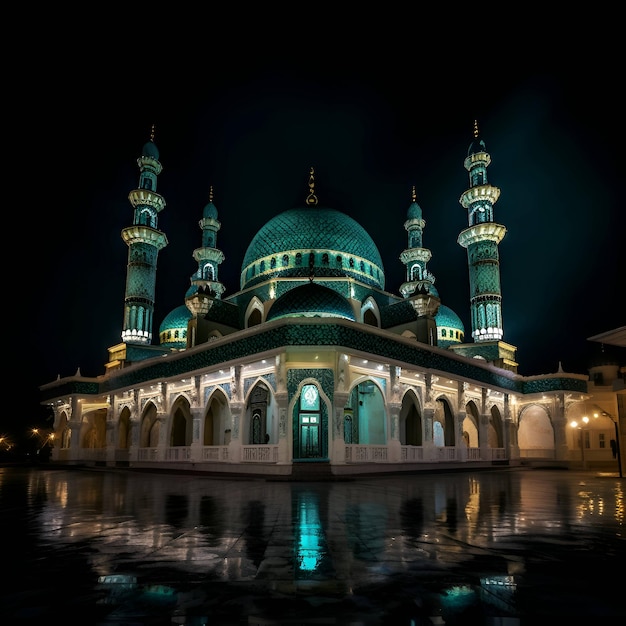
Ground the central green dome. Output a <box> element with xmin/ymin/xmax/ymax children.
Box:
<box><xmin>240</xmin><ymin>206</ymin><xmax>385</xmax><ymax>291</ymax></box>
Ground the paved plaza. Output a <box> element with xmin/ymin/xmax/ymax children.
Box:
<box><xmin>1</xmin><ymin>465</ymin><xmax>624</xmax><ymax>624</ymax></box>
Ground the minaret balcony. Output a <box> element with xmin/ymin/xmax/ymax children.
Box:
<box><xmin>400</xmin><ymin>279</ymin><xmax>435</xmax><ymax>299</ymax></box>
<box><xmin>199</xmin><ymin>217</ymin><xmax>221</xmax><ymax>229</ymax></box>
<box><xmin>403</xmin><ymin>217</ymin><xmax>425</xmax><ymax>230</ymax></box>
<box><xmin>121</xmin><ymin>225</ymin><xmax>168</xmax><ymax>249</ymax></box>
<box><xmin>464</xmin><ymin>152</ymin><xmax>491</xmax><ymax>169</ymax></box>
<box><xmin>458</xmin><ymin>223</ymin><xmax>507</xmax><ymax>248</ymax></box>
<box><xmin>128</xmin><ymin>189</ymin><xmax>166</xmax><ymax>213</ymax></box>
<box><xmin>459</xmin><ymin>185</ymin><xmax>500</xmax><ymax>208</ymax></box>
<box><xmin>136</xmin><ymin>155</ymin><xmax>162</xmax><ymax>174</ymax></box>
<box><xmin>193</xmin><ymin>248</ymin><xmax>225</xmax><ymax>263</ymax></box>
<box><xmin>400</xmin><ymin>248</ymin><xmax>431</xmax><ymax>264</ymax></box>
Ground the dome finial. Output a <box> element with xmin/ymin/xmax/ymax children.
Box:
<box><xmin>305</xmin><ymin>167</ymin><xmax>318</xmax><ymax>206</ymax></box>
<box><xmin>150</xmin><ymin>124</ymin><xmax>156</xmax><ymax>142</ymax></box>
<box><xmin>473</xmin><ymin>119</ymin><xmax>479</xmax><ymax>139</ymax></box>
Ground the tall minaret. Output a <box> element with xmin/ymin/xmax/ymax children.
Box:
<box><xmin>455</xmin><ymin>121</ymin><xmax>517</xmax><ymax>371</ymax></box>
<box><xmin>399</xmin><ymin>186</ymin><xmax>440</xmax><ymax>344</ymax></box>
<box><xmin>400</xmin><ymin>185</ymin><xmax>437</xmax><ymax>299</ymax></box>
<box><xmin>185</xmin><ymin>187</ymin><xmax>225</xmax><ymax>347</ymax></box>
<box><xmin>120</xmin><ymin>126</ymin><xmax>168</xmax><ymax>345</ymax></box>
<box><xmin>458</xmin><ymin>121</ymin><xmax>506</xmax><ymax>342</ymax></box>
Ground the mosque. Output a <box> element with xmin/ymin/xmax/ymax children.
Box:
<box><xmin>39</xmin><ymin>123</ymin><xmax>623</xmax><ymax>478</ymax></box>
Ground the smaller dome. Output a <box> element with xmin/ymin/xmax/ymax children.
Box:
<box><xmin>142</xmin><ymin>140</ymin><xmax>160</xmax><ymax>160</ymax></box>
<box><xmin>159</xmin><ymin>305</ymin><xmax>191</xmax><ymax>349</ymax></box>
<box><xmin>267</xmin><ymin>283</ymin><xmax>356</xmax><ymax>321</ymax></box>
<box><xmin>436</xmin><ymin>304</ymin><xmax>465</xmax><ymax>348</ymax></box>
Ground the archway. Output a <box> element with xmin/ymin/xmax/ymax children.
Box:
<box><xmin>118</xmin><ymin>406</ymin><xmax>131</xmax><ymax>449</ymax></box>
<box><xmin>434</xmin><ymin>397</ymin><xmax>455</xmax><ymax>447</ymax></box>
<box><xmin>204</xmin><ymin>389</ymin><xmax>229</xmax><ymax>445</ymax></box>
<box><xmin>170</xmin><ymin>396</ymin><xmax>192</xmax><ymax>446</ymax></box>
<box><xmin>140</xmin><ymin>402</ymin><xmax>160</xmax><ymax>447</ymax></box>
<box><xmin>399</xmin><ymin>390</ymin><xmax>422</xmax><ymax>446</ymax></box>
<box><xmin>79</xmin><ymin>408</ymin><xmax>107</xmax><ymax>449</ymax></box>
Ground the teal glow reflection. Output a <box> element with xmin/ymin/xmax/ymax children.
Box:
<box><xmin>296</xmin><ymin>492</ymin><xmax>323</xmax><ymax>572</ymax></box>
<box><xmin>439</xmin><ymin>584</ymin><xmax>476</xmax><ymax>610</ymax></box>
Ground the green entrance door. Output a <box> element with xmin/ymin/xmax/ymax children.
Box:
<box><xmin>299</xmin><ymin>414</ymin><xmax>320</xmax><ymax>458</ymax></box>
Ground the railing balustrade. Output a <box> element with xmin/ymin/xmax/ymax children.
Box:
<box><xmin>242</xmin><ymin>445</ymin><xmax>278</xmax><ymax>462</ymax></box>
<box><xmin>63</xmin><ymin>443</ymin><xmax>513</xmax><ymax>467</ymax></box>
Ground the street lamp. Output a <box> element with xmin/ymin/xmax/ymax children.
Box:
<box><xmin>593</xmin><ymin>405</ymin><xmax>623</xmax><ymax>479</ymax></box>
<box><xmin>30</xmin><ymin>428</ymin><xmax>54</xmax><ymax>459</ymax></box>
<box><xmin>570</xmin><ymin>415</ymin><xmax>590</xmax><ymax>469</ymax></box>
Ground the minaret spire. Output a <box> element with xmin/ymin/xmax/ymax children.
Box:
<box><xmin>119</xmin><ymin>127</ymin><xmax>168</xmax><ymax>345</ymax></box>
<box><xmin>399</xmin><ymin>186</ymin><xmax>436</xmax><ymax>299</ymax></box>
<box><xmin>184</xmin><ymin>186</ymin><xmax>226</xmax><ymax>347</ymax></box>
<box><xmin>399</xmin><ymin>186</ymin><xmax>440</xmax><ymax>344</ymax></box>
<box><xmin>455</xmin><ymin>122</ymin><xmax>518</xmax><ymax>371</ymax></box>
<box><xmin>305</xmin><ymin>167</ymin><xmax>318</xmax><ymax>206</ymax></box>
<box><xmin>190</xmin><ymin>185</ymin><xmax>225</xmax><ymax>298</ymax></box>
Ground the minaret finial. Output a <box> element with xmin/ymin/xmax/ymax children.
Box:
<box><xmin>209</xmin><ymin>185</ymin><xmax>214</xmax><ymax>203</ymax></box>
<box><xmin>473</xmin><ymin>119</ymin><xmax>479</xmax><ymax>138</ymax></box>
<box><xmin>150</xmin><ymin>124</ymin><xmax>156</xmax><ymax>142</ymax></box>
<box><xmin>305</xmin><ymin>167</ymin><xmax>318</xmax><ymax>206</ymax></box>
<box><xmin>411</xmin><ymin>185</ymin><xmax>417</xmax><ymax>202</ymax></box>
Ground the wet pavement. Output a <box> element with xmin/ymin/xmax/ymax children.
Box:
<box><xmin>1</xmin><ymin>465</ymin><xmax>624</xmax><ymax>624</ymax></box>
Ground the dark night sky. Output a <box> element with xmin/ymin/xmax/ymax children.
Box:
<box><xmin>9</xmin><ymin>26</ymin><xmax>624</xmax><ymax>437</ymax></box>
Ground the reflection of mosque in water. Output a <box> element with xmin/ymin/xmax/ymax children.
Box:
<box><xmin>21</xmin><ymin>468</ymin><xmax>625</xmax><ymax>620</ymax></box>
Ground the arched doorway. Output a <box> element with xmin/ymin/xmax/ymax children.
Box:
<box><xmin>400</xmin><ymin>390</ymin><xmax>422</xmax><ymax>446</ymax></box>
<box><xmin>170</xmin><ymin>396</ymin><xmax>192</xmax><ymax>446</ymax></box>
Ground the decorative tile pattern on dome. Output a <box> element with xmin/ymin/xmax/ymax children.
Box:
<box><xmin>435</xmin><ymin>305</ymin><xmax>465</xmax><ymax>331</ymax></box>
<box><xmin>160</xmin><ymin>305</ymin><xmax>192</xmax><ymax>332</ymax></box>
<box><xmin>267</xmin><ymin>283</ymin><xmax>356</xmax><ymax>321</ymax></box>
<box><xmin>241</xmin><ymin>207</ymin><xmax>385</xmax><ymax>290</ymax></box>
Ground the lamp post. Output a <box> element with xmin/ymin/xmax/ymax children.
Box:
<box><xmin>593</xmin><ymin>406</ymin><xmax>623</xmax><ymax>479</ymax></box>
<box><xmin>570</xmin><ymin>416</ymin><xmax>589</xmax><ymax>470</ymax></box>
<box><xmin>30</xmin><ymin>428</ymin><xmax>54</xmax><ymax>461</ymax></box>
